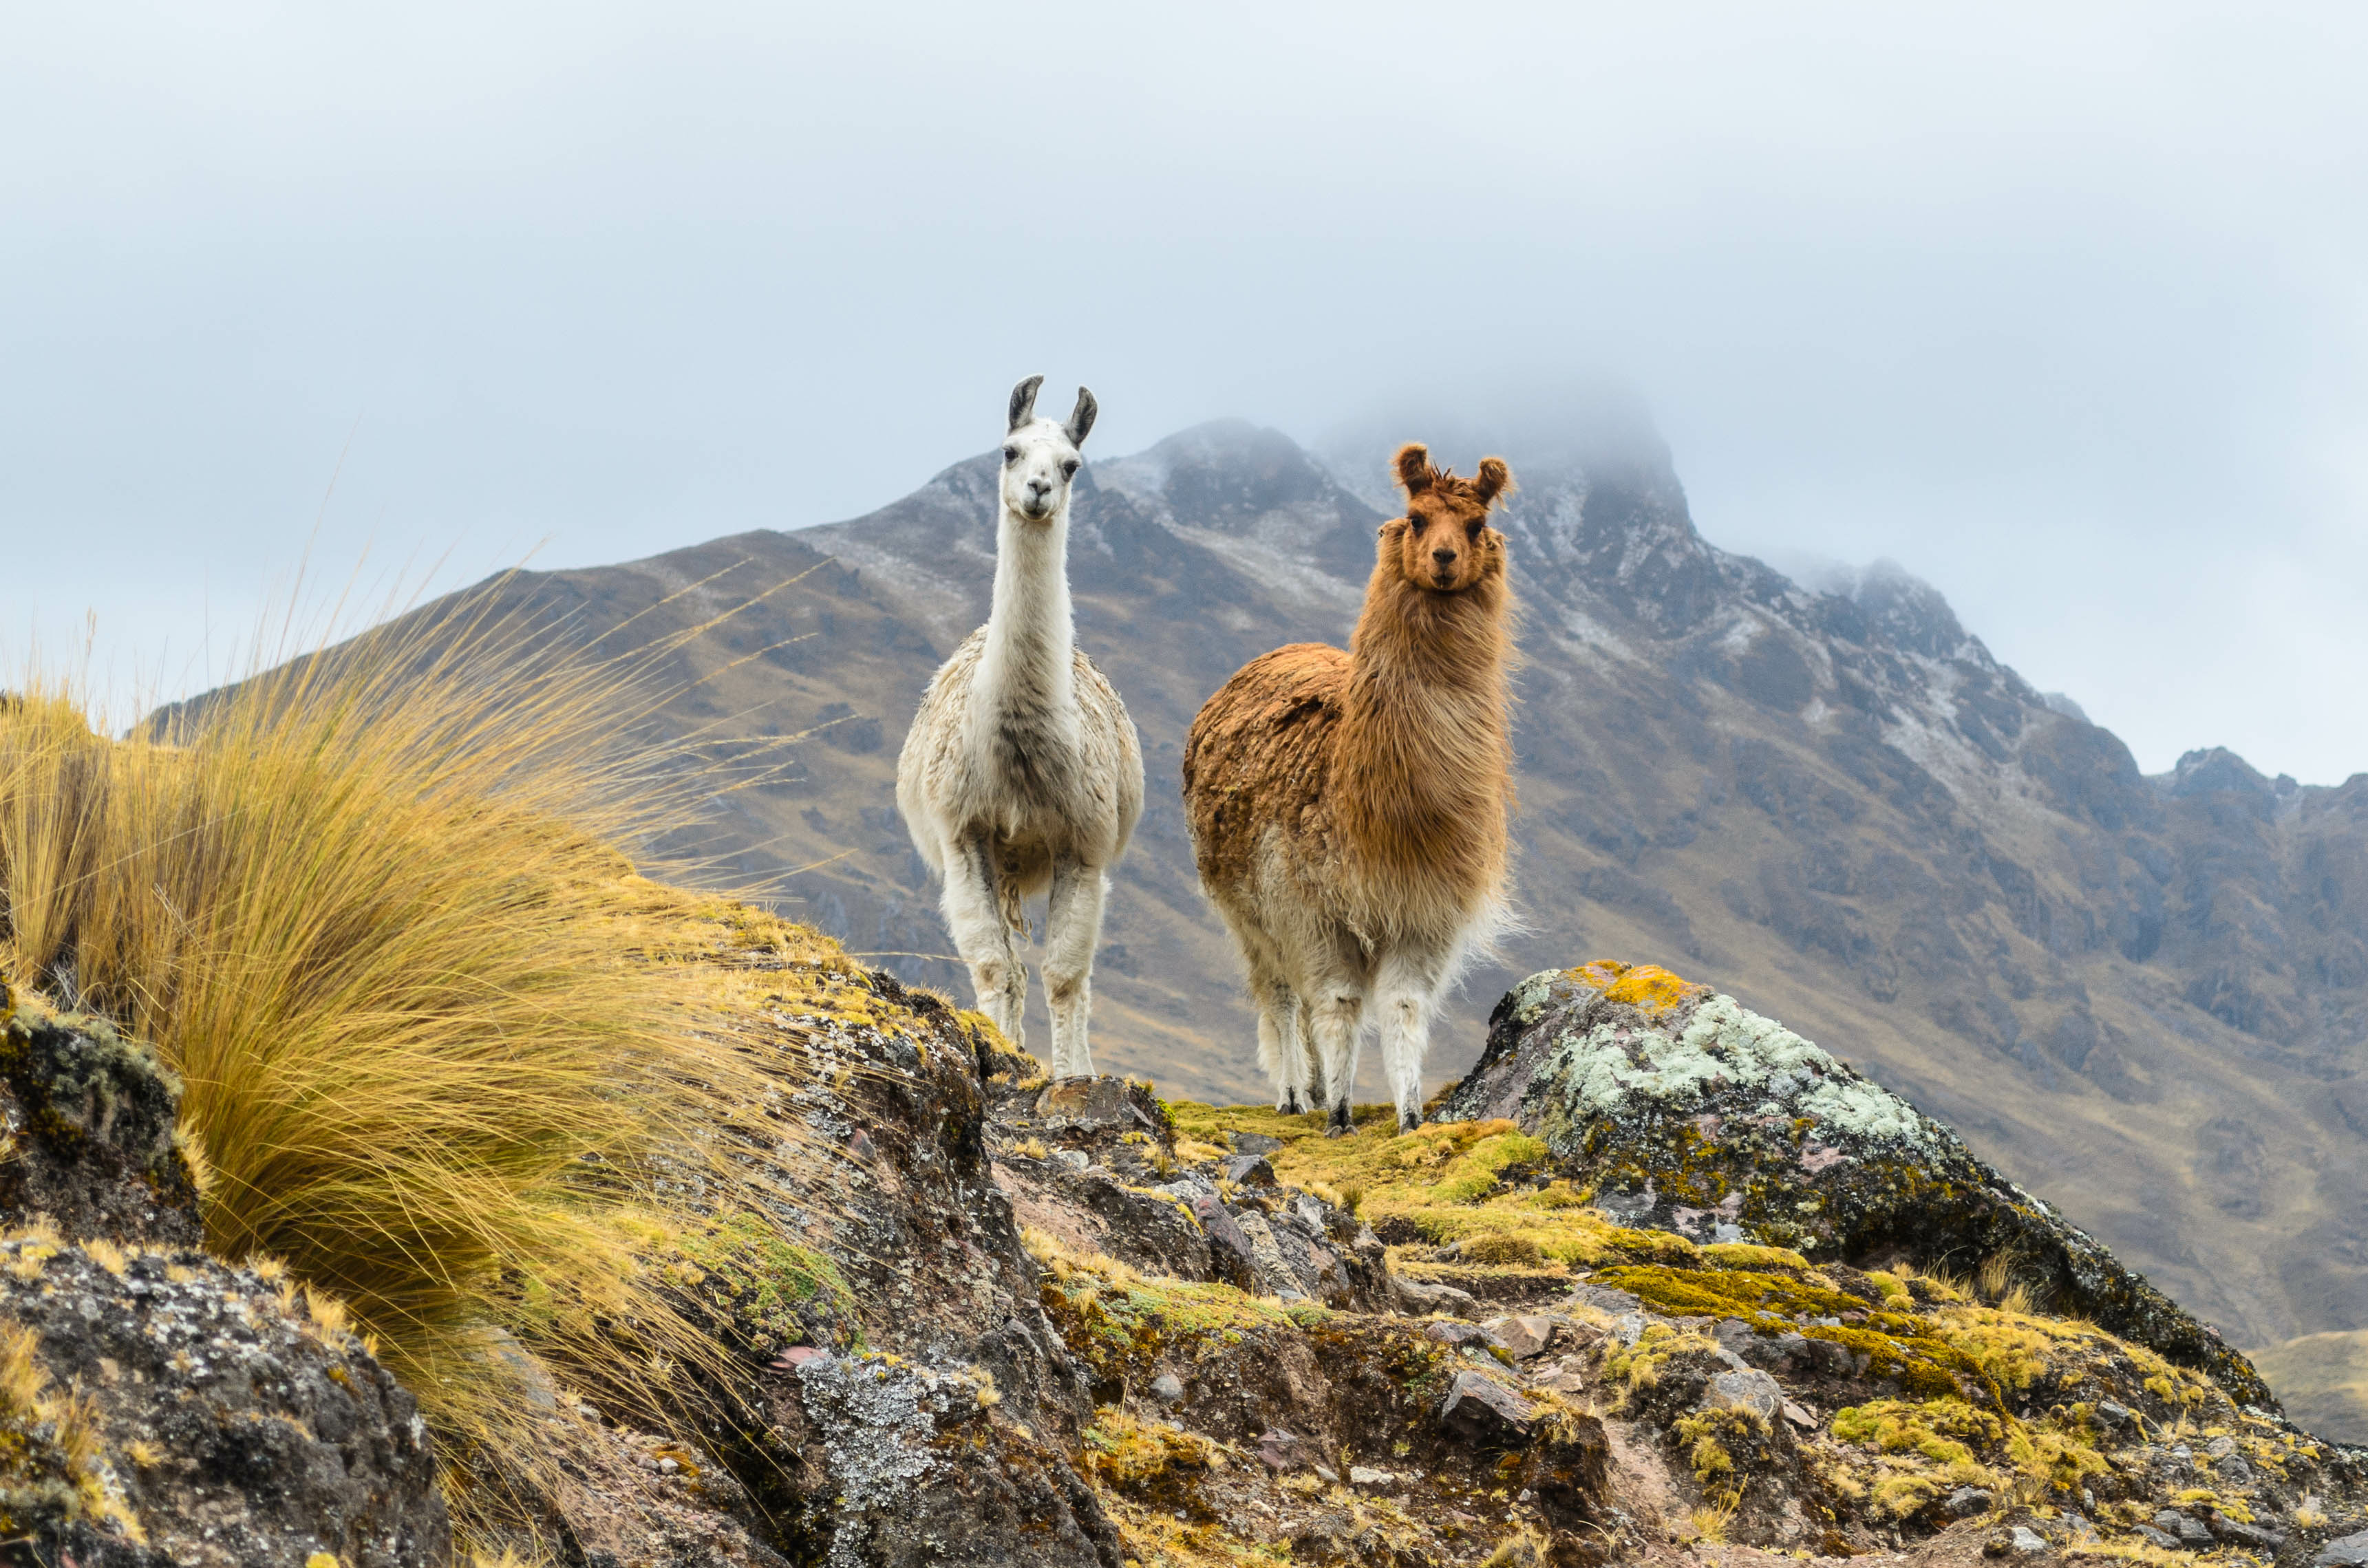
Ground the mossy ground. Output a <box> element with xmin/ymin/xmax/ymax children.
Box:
<box><xmin>1027</xmin><ymin>1227</ymin><xmax>1325</xmax><ymax>1389</ymax></box>
<box><xmin>1151</xmin><ymin>1101</ymin><xmax>2353</xmax><ymax>1555</ymax></box>
<box><xmin>663</xmin><ymin>1208</ymin><xmax>862</xmax><ymax>1357</ymax></box>
<box><xmin>1168</xmin><ymin>1102</ymin><xmax>1698</xmax><ymax>1292</ymax></box>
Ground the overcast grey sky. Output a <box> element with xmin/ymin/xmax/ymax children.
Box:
<box><xmin>5</xmin><ymin>3</ymin><xmax>2363</xmax><ymax>780</ymax></box>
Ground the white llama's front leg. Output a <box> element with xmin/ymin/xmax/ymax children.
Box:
<box><xmin>1375</xmin><ymin>947</ymin><xmax>1448</xmax><ymax>1134</ymax></box>
<box><xmin>1042</xmin><ymin>855</ymin><xmax>1106</xmax><ymax>1078</ymax></box>
<box><xmin>1308</xmin><ymin>984</ymin><xmax>1365</xmax><ymax>1138</ymax></box>
<box><xmin>943</xmin><ymin>828</ymin><xmax>1025</xmax><ymax>1052</ymax></box>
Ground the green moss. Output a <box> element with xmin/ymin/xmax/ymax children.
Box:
<box><xmin>1040</xmin><ymin>1272</ymin><xmax>1312</xmax><ymax>1387</ymax></box>
<box><xmin>1592</xmin><ymin>1263</ymin><xmax>1877</xmax><ymax>1325</ymax></box>
<box><xmin>1674</xmin><ymin>1406</ymin><xmax>1770</xmax><ymax>1486</ymax></box>
<box><xmin>1700</xmin><ymin>1242</ymin><xmax>1813</xmax><ymax>1274</ymax></box>
<box><xmin>678</xmin><ymin>1210</ymin><xmax>857</xmax><ymax>1355</ymax></box>
<box><xmin>1599</xmin><ymin>1320</ymin><xmax>1722</xmax><ymax>1406</ymax></box>
<box><xmin>1592</xmin><ymin>1263</ymin><xmax>1995</xmax><ymax>1404</ymax></box>
<box><xmin>1165</xmin><ymin>1104</ymin><xmax>1698</xmax><ymax>1287</ymax></box>
<box><xmin>2005</xmin><ymin>1416</ymin><xmax>2109</xmax><ymax>1493</ymax></box>
<box><xmin>1081</xmin><ymin>1408</ymin><xmax>1220</xmax><ymax>1488</ymax></box>
<box><xmin>1828</xmin><ymin>1398</ymin><xmax>2001</xmax><ymax>1518</ymax></box>
<box><xmin>1831</xmin><ymin>1398</ymin><xmax>2001</xmax><ymax>1464</ymax></box>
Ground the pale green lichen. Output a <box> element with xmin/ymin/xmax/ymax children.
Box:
<box><xmin>1534</xmin><ymin>982</ymin><xmax>1931</xmax><ymax>1148</ymax></box>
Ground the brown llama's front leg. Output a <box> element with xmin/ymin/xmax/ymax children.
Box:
<box><xmin>1375</xmin><ymin>947</ymin><xmax>1447</xmax><ymax>1134</ymax></box>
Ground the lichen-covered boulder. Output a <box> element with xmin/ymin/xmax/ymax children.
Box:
<box><xmin>0</xmin><ymin>980</ymin><xmax>201</xmax><ymax>1247</ymax></box>
<box><xmin>1442</xmin><ymin>959</ymin><xmax>2276</xmax><ymax>1408</ymax></box>
<box><xmin>0</xmin><ymin>1234</ymin><xmax>448</xmax><ymax>1566</ymax></box>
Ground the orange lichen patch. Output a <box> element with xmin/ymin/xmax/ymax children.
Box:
<box><xmin>1566</xmin><ymin>959</ymin><xmax>1701</xmax><ymax>1016</ymax></box>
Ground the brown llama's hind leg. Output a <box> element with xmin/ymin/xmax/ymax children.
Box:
<box><xmin>1297</xmin><ymin>994</ymin><xmax>1325</xmax><ymax>1113</ymax></box>
<box><xmin>1308</xmin><ymin>987</ymin><xmax>1364</xmax><ymax>1137</ymax></box>
<box><xmin>1255</xmin><ymin>976</ymin><xmax>1321</xmax><ymax>1115</ymax></box>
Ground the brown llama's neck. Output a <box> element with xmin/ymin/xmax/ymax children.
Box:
<box><xmin>1335</xmin><ymin>566</ymin><xmax>1515</xmax><ymax>881</ymax></box>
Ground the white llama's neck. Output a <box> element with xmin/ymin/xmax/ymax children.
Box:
<box><xmin>974</xmin><ymin>500</ymin><xmax>1078</xmax><ymax>724</ymax></box>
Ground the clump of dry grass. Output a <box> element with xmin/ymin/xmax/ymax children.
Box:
<box><xmin>1687</xmin><ymin>1488</ymin><xmax>1743</xmax><ymax>1543</ymax></box>
<box><xmin>1978</xmin><ymin>1252</ymin><xmax>2038</xmax><ymax>1315</ymax></box>
<box><xmin>0</xmin><ymin>574</ymin><xmax>808</xmax><ymax>1544</ymax></box>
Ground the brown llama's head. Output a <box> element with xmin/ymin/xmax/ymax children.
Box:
<box><xmin>1378</xmin><ymin>443</ymin><xmax>1514</xmax><ymax>594</ymax></box>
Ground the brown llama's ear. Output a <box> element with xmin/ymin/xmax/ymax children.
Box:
<box><xmin>1394</xmin><ymin>442</ymin><xmax>1435</xmax><ymax>496</ymax></box>
<box><xmin>1473</xmin><ymin>455</ymin><xmax>1515</xmax><ymax>506</ymax></box>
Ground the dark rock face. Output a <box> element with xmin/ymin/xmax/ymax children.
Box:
<box><xmin>0</xmin><ymin>982</ymin><xmax>200</xmax><ymax>1248</ymax></box>
<box><xmin>1444</xmin><ymin>960</ymin><xmax>2279</xmax><ymax>1408</ymax></box>
<box><xmin>656</xmin><ymin>963</ymin><xmax>1126</xmax><ymax>1568</ymax></box>
<box><xmin>987</xmin><ymin>1070</ymin><xmax>1390</xmax><ymax>1313</ymax></box>
<box><xmin>0</xmin><ymin>1238</ymin><xmax>447</xmax><ymax>1567</ymax></box>
<box><xmin>0</xmin><ymin>978</ymin><xmax>449</xmax><ymax>1566</ymax></box>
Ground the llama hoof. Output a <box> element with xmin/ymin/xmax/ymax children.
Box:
<box><xmin>1280</xmin><ymin>1089</ymin><xmax>1303</xmax><ymax>1116</ymax></box>
<box><xmin>1397</xmin><ymin>1110</ymin><xmax>1422</xmax><ymax>1133</ymax></box>
<box><xmin>1325</xmin><ymin>1104</ymin><xmax>1354</xmax><ymax>1138</ymax></box>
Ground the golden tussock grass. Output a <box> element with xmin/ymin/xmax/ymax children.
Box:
<box><xmin>0</xmin><ymin>571</ymin><xmax>815</xmax><ymax>1545</ymax></box>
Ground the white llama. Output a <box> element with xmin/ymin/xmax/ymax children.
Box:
<box><xmin>895</xmin><ymin>376</ymin><xmax>1145</xmax><ymax>1077</ymax></box>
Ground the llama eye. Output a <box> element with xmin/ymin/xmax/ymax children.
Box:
<box><xmin>1408</xmin><ymin>514</ymin><xmax>1427</xmax><ymax>534</ymax></box>
<box><xmin>1466</xmin><ymin>520</ymin><xmax>1483</xmax><ymax>540</ymax></box>
<box><xmin>1003</xmin><ymin>445</ymin><xmax>1019</xmax><ymax>464</ymax></box>
<box><xmin>1061</xmin><ymin>459</ymin><xmax>1079</xmax><ymax>479</ymax></box>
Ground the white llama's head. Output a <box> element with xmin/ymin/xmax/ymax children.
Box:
<box><xmin>1001</xmin><ymin>375</ymin><xmax>1096</xmax><ymax>524</ymax></box>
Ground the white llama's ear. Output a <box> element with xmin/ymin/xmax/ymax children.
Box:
<box><xmin>1008</xmin><ymin>375</ymin><xmax>1045</xmax><ymax>432</ymax></box>
<box><xmin>1065</xmin><ymin>387</ymin><xmax>1098</xmax><ymax>449</ymax></box>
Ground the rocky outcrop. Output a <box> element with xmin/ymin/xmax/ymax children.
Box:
<box><xmin>0</xmin><ymin>978</ymin><xmax>449</xmax><ymax>1567</ymax></box>
<box><xmin>0</xmin><ymin>980</ymin><xmax>200</xmax><ymax>1248</ymax></box>
<box><xmin>14</xmin><ymin>928</ymin><xmax>2368</xmax><ymax>1567</ymax></box>
<box><xmin>625</xmin><ymin>962</ymin><xmax>1125</xmax><ymax>1568</ymax></box>
<box><xmin>988</xmin><ymin>1072</ymin><xmax>1391</xmax><ymax>1312</ymax></box>
<box><xmin>1154</xmin><ymin>1064</ymin><xmax>2368</xmax><ymax>1564</ymax></box>
<box><xmin>0</xmin><ymin>1238</ymin><xmax>448</xmax><ymax>1567</ymax></box>
<box><xmin>1444</xmin><ymin>960</ymin><xmax>2277</xmax><ymax>1407</ymax></box>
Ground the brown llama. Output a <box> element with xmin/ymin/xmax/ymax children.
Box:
<box><xmin>1182</xmin><ymin>442</ymin><xmax>1517</xmax><ymax>1135</ymax></box>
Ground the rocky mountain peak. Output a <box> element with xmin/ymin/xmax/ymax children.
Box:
<box><xmin>1840</xmin><ymin>558</ymin><xmax>1974</xmax><ymax>661</ymax></box>
<box><xmin>1091</xmin><ymin>418</ymin><xmax>1355</xmax><ymax>532</ymax></box>
<box><xmin>2166</xmin><ymin>746</ymin><xmax>2290</xmax><ymax>807</ymax></box>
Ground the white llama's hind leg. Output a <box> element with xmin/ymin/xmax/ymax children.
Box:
<box><xmin>944</xmin><ymin>828</ymin><xmax>1026</xmax><ymax>1052</ymax></box>
<box><xmin>1042</xmin><ymin>855</ymin><xmax>1105</xmax><ymax>1079</ymax></box>
<box><xmin>1375</xmin><ymin>945</ymin><xmax>1449</xmax><ymax>1133</ymax></box>
<box><xmin>1308</xmin><ymin>983</ymin><xmax>1365</xmax><ymax>1137</ymax></box>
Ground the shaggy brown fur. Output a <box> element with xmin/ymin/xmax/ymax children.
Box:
<box><xmin>1182</xmin><ymin>443</ymin><xmax>1517</xmax><ymax>1131</ymax></box>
